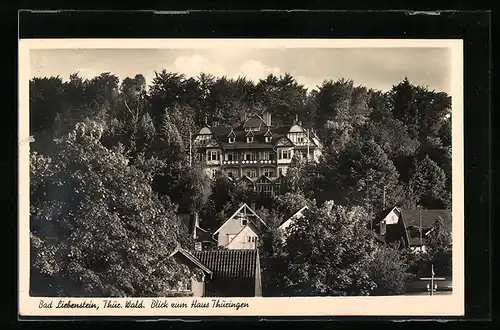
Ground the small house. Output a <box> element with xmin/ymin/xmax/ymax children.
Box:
<box><xmin>170</xmin><ymin>248</ymin><xmax>262</xmax><ymax>297</ymax></box>
<box><xmin>213</xmin><ymin>203</ymin><xmax>268</xmax><ymax>249</ymax></box>
<box><xmin>370</xmin><ymin>206</ymin><xmax>452</xmax><ymax>252</ymax></box>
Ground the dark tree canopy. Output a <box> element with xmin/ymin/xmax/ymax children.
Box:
<box><xmin>29</xmin><ymin>70</ymin><xmax>452</xmax><ymax>297</ymax></box>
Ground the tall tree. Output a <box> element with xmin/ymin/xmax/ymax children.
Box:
<box><xmin>408</xmin><ymin>155</ymin><xmax>448</xmax><ymax>209</ymax></box>
<box><xmin>30</xmin><ymin>76</ymin><xmax>65</xmax><ymax>136</ymax></box>
<box><xmin>312</xmin><ymin>137</ymin><xmax>402</xmax><ymax>214</ymax></box>
<box><xmin>30</xmin><ymin>122</ymin><xmax>192</xmax><ymax>297</ymax></box>
<box><xmin>279</xmin><ymin>203</ymin><xmax>378</xmax><ymax>296</ymax></box>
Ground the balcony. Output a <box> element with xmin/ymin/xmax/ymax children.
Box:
<box><xmin>222</xmin><ymin>160</ymin><xmax>240</xmax><ymax>165</ymax></box>
<box><xmin>222</xmin><ymin>159</ymin><xmax>276</xmax><ymax>165</ymax></box>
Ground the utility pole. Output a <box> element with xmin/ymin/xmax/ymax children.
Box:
<box><xmin>307</xmin><ymin>128</ymin><xmax>310</xmax><ymax>161</ymax></box>
<box><xmin>425</xmin><ymin>264</ymin><xmax>437</xmax><ymax>296</ymax></box>
<box><xmin>383</xmin><ymin>185</ymin><xmax>386</xmax><ymax>209</ymax></box>
<box><xmin>189</xmin><ymin>130</ymin><xmax>192</xmax><ymax>168</ymax></box>
<box><xmin>419</xmin><ymin>209</ymin><xmax>423</xmax><ymax>246</ymax></box>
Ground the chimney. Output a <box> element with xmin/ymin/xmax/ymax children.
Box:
<box><xmin>380</xmin><ymin>220</ymin><xmax>387</xmax><ymax>236</ymax></box>
<box><xmin>240</xmin><ymin>111</ymin><xmax>247</xmax><ymax>123</ymax></box>
<box><xmin>191</xmin><ymin>212</ymin><xmax>200</xmax><ymax>239</ymax></box>
<box><xmin>264</xmin><ymin>112</ymin><xmax>272</xmax><ymax>127</ymax></box>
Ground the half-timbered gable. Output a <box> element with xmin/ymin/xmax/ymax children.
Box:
<box><xmin>213</xmin><ymin>203</ymin><xmax>267</xmax><ymax>249</ymax></box>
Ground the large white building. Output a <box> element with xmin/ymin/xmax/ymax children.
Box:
<box><xmin>191</xmin><ymin>111</ymin><xmax>323</xmax><ymax>196</ymax></box>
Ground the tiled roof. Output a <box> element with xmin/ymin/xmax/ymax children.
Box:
<box><xmin>194</xmin><ymin>226</ymin><xmax>215</xmax><ymax>243</ymax></box>
<box><xmin>243</xmin><ymin>116</ymin><xmax>265</xmax><ymax>128</ymax></box>
<box><xmin>370</xmin><ymin>207</ymin><xmax>452</xmax><ymax>248</ymax></box>
<box><xmin>402</xmin><ymin>209</ymin><xmax>452</xmax><ymax>231</ymax></box>
<box><xmin>192</xmin><ymin>249</ymin><xmax>258</xmax><ymax>280</ymax></box>
<box><xmin>192</xmin><ymin>249</ymin><xmax>259</xmax><ymax>297</ymax></box>
<box><xmin>201</xmin><ymin>123</ymin><xmax>319</xmax><ymax>151</ymax></box>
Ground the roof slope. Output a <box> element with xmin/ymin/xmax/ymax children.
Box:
<box><xmin>192</xmin><ymin>249</ymin><xmax>259</xmax><ymax>297</ymax></box>
<box><xmin>402</xmin><ymin>209</ymin><xmax>452</xmax><ymax>230</ymax></box>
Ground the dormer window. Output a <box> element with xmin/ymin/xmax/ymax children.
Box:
<box><xmin>247</xmin><ymin>136</ymin><xmax>254</xmax><ymax>143</ymax></box>
<box><xmin>265</xmin><ymin>136</ymin><xmax>272</xmax><ymax>143</ymax></box>
<box><xmin>229</xmin><ymin>137</ymin><xmax>235</xmax><ymax>143</ymax></box>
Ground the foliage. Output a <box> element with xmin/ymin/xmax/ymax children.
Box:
<box><xmin>277</xmin><ymin>203</ymin><xmax>378</xmax><ymax>296</ymax></box>
<box><xmin>368</xmin><ymin>245</ymin><xmax>413</xmax><ymax>295</ymax></box>
<box><xmin>30</xmin><ymin>123</ymin><xmax>193</xmax><ymax>297</ymax></box>
<box><xmin>29</xmin><ymin>70</ymin><xmax>453</xmax><ymax>297</ymax></box>
<box><xmin>409</xmin><ymin>155</ymin><xmax>448</xmax><ymax>209</ymax></box>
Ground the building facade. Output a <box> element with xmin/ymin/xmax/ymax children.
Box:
<box><xmin>213</xmin><ymin>203</ymin><xmax>267</xmax><ymax>250</ymax></box>
<box><xmin>170</xmin><ymin>248</ymin><xmax>263</xmax><ymax>297</ymax></box>
<box><xmin>191</xmin><ymin>111</ymin><xmax>323</xmax><ymax>196</ymax></box>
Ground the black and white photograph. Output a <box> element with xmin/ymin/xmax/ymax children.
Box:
<box><xmin>19</xmin><ymin>39</ymin><xmax>464</xmax><ymax>316</ymax></box>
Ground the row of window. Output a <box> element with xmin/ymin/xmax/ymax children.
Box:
<box><xmin>226</xmin><ymin>168</ymin><xmax>276</xmax><ymax>178</ymax></box>
<box><xmin>212</xmin><ymin>168</ymin><xmax>287</xmax><ymax>178</ymax></box>
<box><xmin>201</xmin><ymin>150</ymin><xmax>298</xmax><ymax>162</ymax></box>
<box><xmin>228</xmin><ymin>136</ymin><xmax>273</xmax><ymax>144</ymax></box>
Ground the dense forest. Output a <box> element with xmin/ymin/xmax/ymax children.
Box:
<box><xmin>29</xmin><ymin>71</ymin><xmax>452</xmax><ymax>297</ymax></box>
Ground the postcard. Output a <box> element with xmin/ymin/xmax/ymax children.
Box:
<box><xmin>19</xmin><ymin>38</ymin><xmax>464</xmax><ymax>317</ymax></box>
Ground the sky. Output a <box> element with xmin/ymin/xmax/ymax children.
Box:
<box><xmin>30</xmin><ymin>47</ymin><xmax>452</xmax><ymax>93</ymax></box>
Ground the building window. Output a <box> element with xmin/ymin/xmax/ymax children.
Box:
<box><xmin>241</xmin><ymin>218</ymin><xmax>248</xmax><ymax>226</ymax></box>
<box><xmin>227</xmin><ymin>152</ymin><xmax>238</xmax><ymax>161</ymax></box>
<box><xmin>247</xmin><ymin>136</ymin><xmax>254</xmax><ymax>143</ymax></box>
<box><xmin>226</xmin><ymin>169</ymin><xmax>238</xmax><ymax>179</ymax></box>
<box><xmin>211</xmin><ymin>169</ymin><xmax>218</xmax><ymax>178</ymax></box>
<box><xmin>245</xmin><ymin>168</ymin><xmax>257</xmax><ymax>178</ymax></box>
<box><xmin>263</xmin><ymin>168</ymin><xmax>275</xmax><ymax>177</ymax></box>
<box><xmin>265</xmin><ymin>136</ymin><xmax>272</xmax><ymax>143</ymax></box>
<box><xmin>244</xmin><ymin>152</ymin><xmax>256</xmax><ymax>161</ymax></box>
<box><xmin>298</xmin><ymin>137</ymin><xmax>304</xmax><ymax>143</ymax></box>
<box><xmin>209</xmin><ymin>151</ymin><xmax>219</xmax><ymax>161</ymax></box>
<box><xmin>229</xmin><ymin>137</ymin><xmax>235</xmax><ymax>143</ymax></box>
<box><xmin>246</xmin><ymin>236</ymin><xmax>257</xmax><ymax>243</ymax></box>
<box><xmin>228</xmin><ymin>234</ymin><xmax>236</xmax><ymax>244</ymax></box>
<box><xmin>280</xmin><ymin>150</ymin><xmax>290</xmax><ymax>159</ymax></box>
<box><xmin>260</xmin><ymin>151</ymin><xmax>271</xmax><ymax>160</ymax></box>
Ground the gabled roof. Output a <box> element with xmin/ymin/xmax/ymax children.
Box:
<box><xmin>243</xmin><ymin>115</ymin><xmax>265</xmax><ymax>128</ymax></box>
<box><xmin>238</xmin><ymin>175</ymin><xmax>255</xmax><ymax>183</ymax></box>
<box><xmin>401</xmin><ymin>209</ymin><xmax>452</xmax><ymax>231</ymax></box>
<box><xmin>170</xmin><ymin>247</ymin><xmax>213</xmax><ymax>276</ymax></box>
<box><xmin>192</xmin><ymin>249</ymin><xmax>260</xmax><ymax>297</ymax></box>
<box><xmin>245</xmin><ymin>130</ymin><xmax>255</xmax><ymax>137</ymax></box>
<box><xmin>278</xmin><ymin>205</ymin><xmax>309</xmax><ymax>229</ymax></box>
<box><xmin>227</xmin><ymin>222</ymin><xmax>260</xmax><ymax>246</ymax></box>
<box><xmin>371</xmin><ymin>207</ymin><xmax>452</xmax><ymax>248</ymax></box>
<box><xmin>192</xmin><ymin>249</ymin><xmax>258</xmax><ymax>280</ymax></box>
<box><xmin>213</xmin><ymin>203</ymin><xmax>267</xmax><ymax>236</ymax></box>
<box><xmin>227</xmin><ymin>130</ymin><xmax>236</xmax><ymax>138</ymax></box>
<box><xmin>274</xmin><ymin>136</ymin><xmax>294</xmax><ymax>147</ymax></box>
<box><xmin>205</xmin><ymin>139</ymin><xmax>222</xmax><ymax>148</ymax></box>
<box><xmin>255</xmin><ymin>175</ymin><xmax>273</xmax><ymax>183</ymax></box>
<box><xmin>194</xmin><ymin>226</ymin><xmax>216</xmax><ymax>243</ymax></box>
<box><xmin>264</xmin><ymin>129</ymin><xmax>273</xmax><ymax>137</ymax></box>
